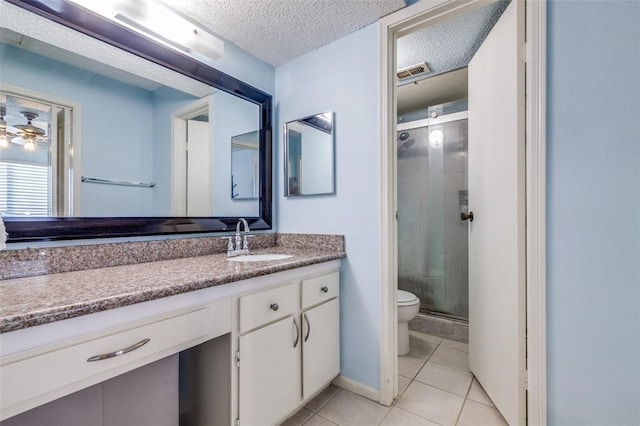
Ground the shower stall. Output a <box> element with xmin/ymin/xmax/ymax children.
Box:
<box><xmin>397</xmin><ymin>99</ymin><xmax>469</xmax><ymax>323</ymax></box>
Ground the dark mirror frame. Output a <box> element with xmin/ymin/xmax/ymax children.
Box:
<box><xmin>3</xmin><ymin>0</ymin><xmax>272</xmax><ymax>242</ymax></box>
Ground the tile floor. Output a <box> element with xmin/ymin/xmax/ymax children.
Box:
<box><xmin>280</xmin><ymin>331</ymin><xmax>507</xmax><ymax>426</ymax></box>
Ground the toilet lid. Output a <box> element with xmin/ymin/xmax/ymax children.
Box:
<box><xmin>397</xmin><ymin>290</ymin><xmax>418</xmax><ymax>305</ymax></box>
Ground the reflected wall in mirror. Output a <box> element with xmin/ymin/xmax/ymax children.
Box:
<box><xmin>1</xmin><ymin>0</ymin><xmax>272</xmax><ymax>241</ymax></box>
<box><xmin>231</xmin><ymin>131</ymin><xmax>259</xmax><ymax>200</ymax></box>
<box><xmin>0</xmin><ymin>27</ymin><xmax>260</xmax><ymax>218</ymax></box>
<box><xmin>170</xmin><ymin>92</ymin><xmax>259</xmax><ymax>218</ymax></box>
<box><xmin>284</xmin><ymin>111</ymin><xmax>335</xmax><ymax>196</ymax></box>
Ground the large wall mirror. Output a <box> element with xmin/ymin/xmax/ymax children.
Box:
<box><xmin>0</xmin><ymin>0</ymin><xmax>272</xmax><ymax>242</ymax></box>
<box><xmin>284</xmin><ymin>111</ymin><xmax>335</xmax><ymax>197</ymax></box>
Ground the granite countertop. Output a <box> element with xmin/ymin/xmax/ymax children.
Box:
<box><xmin>0</xmin><ymin>247</ymin><xmax>345</xmax><ymax>333</ymax></box>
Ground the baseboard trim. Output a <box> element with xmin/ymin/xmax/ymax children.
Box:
<box><xmin>332</xmin><ymin>375</ymin><xmax>381</xmax><ymax>403</ymax></box>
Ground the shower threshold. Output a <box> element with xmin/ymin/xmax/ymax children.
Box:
<box><xmin>410</xmin><ymin>311</ymin><xmax>469</xmax><ymax>343</ymax></box>
<box><xmin>420</xmin><ymin>310</ymin><xmax>468</xmax><ymax>324</ymax></box>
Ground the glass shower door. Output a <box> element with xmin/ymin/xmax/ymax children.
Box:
<box><xmin>397</xmin><ymin>117</ymin><xmax>468</xmax><ymax>320</ymax></box>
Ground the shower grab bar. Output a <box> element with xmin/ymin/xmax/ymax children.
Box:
<box><xmin>81</xmin><ymin>176</ymin><xmax>155</xmax><ymax>188</ymax></box>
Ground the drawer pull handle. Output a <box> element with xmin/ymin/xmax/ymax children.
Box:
<box><xmin>87</xmin><ymin>338</ymin><xmax>150</xmax><ymax>362</ymax></box>
<box><xmin>304</xmin><ymin>313</ymin><xmax>311</xmax><ymax>342</ymax></box>
<box><xmin>293</xmin><ymin>318</ymin><xmax>300</xmax><ymax>348</ymax></box>
<box><xmin>321</xmin><ymin>286</ymin><xmax>329</xmax><ymax>293</ymax></box>
<box><xmin>270</xmin><ymin>303</ymin><xmax>279</xmax><ymax>311</ymax></box>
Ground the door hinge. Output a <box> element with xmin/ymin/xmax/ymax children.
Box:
<box><xmin>235</xmin><ymin>350</ymin><xmax>240</xmax><ymax>367</ymax></box>
<box><xmin>395</xmin><ymin>210</ymin><xmax>398</xmax><ymax>220</ymax></box>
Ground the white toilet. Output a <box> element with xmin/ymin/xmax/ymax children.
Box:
<box><xmin>397</xmin><ymin>290</ymin><xmax>420</xmax><ymax>355</ymax></box>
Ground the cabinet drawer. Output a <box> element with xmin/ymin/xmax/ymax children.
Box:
<box><xmin>240</xmin><ymin>282</ymin><xmax>299</xmax><ymax>333</ymax></box>
<box><xmin>302</xmin><ymin>271</ymin><xmax>339</xmax><ymax>309</ymax></box>
<box><xmin>1</xmin><ymin>306</ymin><xmax>223</xmax><ymax>419</ymax></box>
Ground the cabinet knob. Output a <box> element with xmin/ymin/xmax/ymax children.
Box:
<box><xmin>270</xmin><ymin>303</ymin><xmax>279</xmax><ymax>311</ymax></box>
<box><xmin>321</xmin><ymin>286</ymin><xmax>329</xmax><ymax>293</ymax></box>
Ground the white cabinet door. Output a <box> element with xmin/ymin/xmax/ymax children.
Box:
<box><xmin>239</xmin><ymin>316</ymin><xmax>301</xmax><ymax>426</ymax></box>
<box><xmin>302</xmin><ymin>298</ymin><xmax>340</xmax><ymax>400</ymax></box>
<box><xmin>467</xmin><ymin>1</ymin><xmax>526</xmax><ymax>425</ymax></box>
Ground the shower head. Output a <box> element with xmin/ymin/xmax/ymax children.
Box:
<box><xmin>398</xmin><ymin>131</ymin><xmax>410</xmax><ymax>142</ymax></box>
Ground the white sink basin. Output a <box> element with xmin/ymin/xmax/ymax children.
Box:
<box><xmin>227</xmin><ymin>253</ymin><xmax>293</xmax><ymax>262</ymax></box>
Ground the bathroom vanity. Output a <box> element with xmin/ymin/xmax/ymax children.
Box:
<box><xmin>0</xmin><ymin>239</ymin><xmax>344</xmax><ymax>425</ymax></box>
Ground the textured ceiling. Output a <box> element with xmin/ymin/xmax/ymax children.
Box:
<box><xmin>165</xmin><ymin>0</ymin><xmax>407</xmax><ymax>67</ymax></box>
<box><xmin>397</xmin><ymin>0</ymin><xmax>509</xmax><ymax>84</ymax></box>
<box><xmin>394</xmin><ymin>0</ymin><xmax>509</xmax><ymax>114</ymax></box>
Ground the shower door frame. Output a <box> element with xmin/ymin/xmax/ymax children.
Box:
<box><xmin>378</xmin><ymin>1</ymin><xmax>547</xmax><ymax>424</ymax></box>
<box><xmin>397</xmin><ymin>111</ymin><xmax>470</xmax><ymax>319</ymax></box>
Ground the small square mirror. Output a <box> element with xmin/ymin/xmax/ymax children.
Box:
<box><xmin>284</xmin><ymin>111</ymin><xmax>335</xmax><ymax>196</ymax></box>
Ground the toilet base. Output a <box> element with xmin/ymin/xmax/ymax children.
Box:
<box><xmin>398</xmin><ymin>322</ymin><xmax>410</xmax><ymax>355</ymax></box>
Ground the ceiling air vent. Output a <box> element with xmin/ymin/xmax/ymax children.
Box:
<box><xmin>397</xmin><ymin>62</ymin><xmax>431</xmax><ymax>80</ymax></box>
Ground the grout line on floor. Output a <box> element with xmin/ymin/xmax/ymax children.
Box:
<box><xmin>312</xmin><ymin>412</ymin><xmax>340</xmax><ymax>425</ymax></box>
<box><xmin>377</xmin><ymin>405</ymin><xmax>393</xmax><ymax>425</ymax></box>
<box><xmin>320</xmin><ymin>387</ymin><xmax>341</xmax><ymax>411</ymax></box>
<box><xmin>411</xmin><ymin>376</ymin><xmax>473</xmax><ymax>399</ymax></box>
<box><xmin>454</xmin><ymin>397</ymin><xmax>469</xmax><ymax>426</ymax></box>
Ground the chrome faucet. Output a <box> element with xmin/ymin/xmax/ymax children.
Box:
<box><xmin>223</xmin><ymin>218</ymin><xmax>252</xmax><ymax>257</ymax></box>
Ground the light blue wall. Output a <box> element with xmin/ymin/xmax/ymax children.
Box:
<box><xmin>1</xmin><ymin>45</ymin><xmax>157</xmax><ymax>216</ymax></box>
<box><xmin>547</xmin><ymin>1</ymin><xmax>640</xmax><ymax>424</ymax></box>
<box><xmin>276</xmin><ymin>24</ymin><xmax>381</xmax><ymax>390</ymax></box>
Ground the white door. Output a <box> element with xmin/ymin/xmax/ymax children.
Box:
<box><xmin>467</xmin><ymin>1</ymin><xmax>526</xmax><ymax>425</ymax></box>
<box><xmin>186</xmin><ymin>119</ymin><xmax>211</xmax><ymax>216</ymax></box>
<box><xmin>302</xmin><ymin>298</ymin><xmax>340</xmax><ymax>400</ymax></box>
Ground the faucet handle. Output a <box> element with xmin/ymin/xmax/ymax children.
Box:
<box><xmin>242</xmin><ymin>234</ymin><xmax>254</xmax><ymax>250</ymax></box>
<box><xmin>221</xmin><ymin>236</ymin><xmax>234</xmax><ymax>251</ymax></box>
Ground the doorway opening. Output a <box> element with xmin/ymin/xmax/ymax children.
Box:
<box><xmin>393</xmin><ymin>0</ymin><xmax>510</xmax><ymax>339</ymax></box>
<box><xmin>171</xmin><ymin>96</ymin><xmax>212</xmax><ymax>216</ymax></box>
<box><xmin>379</xmin><ymin>0</ymin><xmax>547</xmax><ymax>424</ymax></box>
<box><xmin>396</xmin><ymin>0</ymin><xmax>508</xmax><ymax>337</ymax></box>
<box><xmin>0</xmin><ymin>86</ymin><xmax>78</xmax><ymax>217</ymax></box>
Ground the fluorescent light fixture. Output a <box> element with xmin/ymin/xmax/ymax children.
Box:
<box><xmin>66</xmin><ymin>0</ymin><xmax>224</xmax><ymax>62</ymax></box>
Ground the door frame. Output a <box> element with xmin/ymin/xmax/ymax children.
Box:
<box><xmin>378</xmin><ymin>0</ymin><xmax>547</xmax><ymax>424</ymax></box>
<box><xmin>171</xmin><ymin>95</ymin><xmax>212</xmax><ymax>216</ymax></box>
